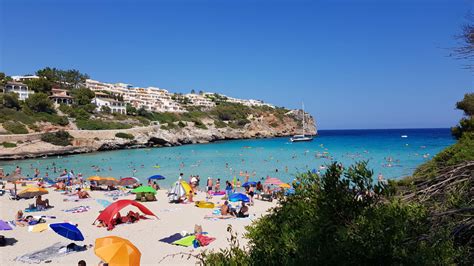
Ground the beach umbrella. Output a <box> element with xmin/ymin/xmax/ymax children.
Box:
<box><xmin>119</xmin><ymin>177</ymin><xmax>138</xmax><ymax>186</ymax></box>
<box><xmin>0</xmin><ymin>220</ymin><xmax>12</xmax><ymax>231</ymax></box>
<box><xmin>95</xmin><ymin>236</ymin><xmax>141</xmax><ymax>266</ymax></box>
<box><xmin>88</xmin><ymin>176</ymin><xmax>102</xmax><ymax>182</ymax></box>
<box><xmin>102</xmin><ymin>177</ymin><xmax>118</xmax><ymax>186</ymax></box>
<box><xmin>264</xmin><ymin>177</ymin><xmax>283</xmax><ymax>186</ymax></box>
<box><xmin>49</xmin><ymin>223</ymin><xmax>84</xmax><ymax>241</ymax></box>
<box><xmin>242</xmin><ymin>181</ymin><xmax>257</xmax><ymax>187</ymax></box>
<box><xmin>18</xmin><ymin>187</ymin><xmax>48</xmax><ymax>199</ymax></box>
<box><xmin>1</xmin><ymin>172</ymin><xmax>25</xmax><ymax>182</ymax></box>
<box><xmin>279</xmin><ymin>183</ymin><xmax>291</xmax><ymax>189</ymax></box>
<box><xmin>30</xmin><ymin>223</ymin><xmax>49</xmax><ymax>233</ymax></box>
<box><xmin>229</xmin><ymin>193</ymin><xmax>250</xmax><ymax>203</ymax></box>
<box><xmin>148</xmin><ymin>174</ymin><xmax>165</xmax><ymax>180</ymax></box>
<box><xmin>131</xmin><ymin>186</ymin><xmax>156</xmax><ymax>194</ymax></box>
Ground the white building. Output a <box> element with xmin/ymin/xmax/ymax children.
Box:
<box><xmin>85</xmin><ymin>79</ymin><xmax>114</xmax><ymax>92</ymax></box>
<box><xmin>92</xmin><ymin>97</ymin><xmax>127</xmax><ymax>115</ymax></box>
<box><xmin>3</xmin><ymin>81</ymin><xmax>34</xmax><ymax>100</ymax></box>
<box><xmin>184</xmin><ymin>93</ymin><xmax>216</xmax><ymax>108</ymax></box>
<box><xmin>11</xmin><ymin>75</ymin><xmax>40</xmax><ymax>82</ymax></box>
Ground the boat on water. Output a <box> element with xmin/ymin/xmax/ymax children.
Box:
<box><xmin>290</xmin><ymin>102</ymin><xmax>313</xmax><ymax>142</ymax></box>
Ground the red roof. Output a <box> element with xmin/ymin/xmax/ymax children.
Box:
<box><xmin>95</xmin><ymin>199</ymin><xmax>156</xmax><ymax>228</ymax></box>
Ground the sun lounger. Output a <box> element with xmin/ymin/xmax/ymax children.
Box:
<box><xmin>260</xmin><ymin>193</ymin><xmax>273</xmax><ymax>202</ymax></box>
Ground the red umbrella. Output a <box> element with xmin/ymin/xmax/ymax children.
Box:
<box><xmin>119</xmin><ymin>177</ymin><xmax>139</xmax><ymax>186</ymax></box>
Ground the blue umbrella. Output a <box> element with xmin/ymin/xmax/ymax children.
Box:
<box><xmin>50</xmin><ymin>223</ymin><xmax>84</xmax><ymax>241</ymax></box>
<box><xmin>229</xmin><ymin>193</ymin><xmax>250</xmax><ymax>203</ymax></box>
<box><xmin>242</xmin><ymin>181</ymin><xmax>257</xmax><ymax>187</ymax></box>
<box><xmin>148</xmin><ymin>175</ymin><xmax>166</xmax><ymax>180</ymax></box>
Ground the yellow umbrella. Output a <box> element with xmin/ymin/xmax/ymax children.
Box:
<box><xmin>18</xmin><ymin>187</ymin><xmax>49</xmax><ymax>198</ymax></box>
<box><xmin>279</xmin><ymin>183</ymin><xmax>291</xmax><ymax>189</ymax></box>
<box><xmin>30</xmin><ymin>223</ymin><xmax>49</xmax><ymax>233</ymax></box>
<box><xmin>88</xmin><ymin>176</ymin><xmax>102</xmax><ymax>181</ymax></box>
<box><xmin>95</xmin><ymin>236</ymin><xmax>141</xmax><ymax>266</ymax></box>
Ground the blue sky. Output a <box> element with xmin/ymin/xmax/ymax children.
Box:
<box><xmin>1</xmin><ymin>0</ymin><xmax>472</xmax><ymax>129</ymax></box>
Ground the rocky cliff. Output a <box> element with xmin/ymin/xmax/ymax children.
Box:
<box><xmin>0</xmin><ymin>110</ymin><xmax>316</xmax><ymax>160</ymax></box>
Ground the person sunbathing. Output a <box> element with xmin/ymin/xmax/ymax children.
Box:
<box><xmin>15</xmin><ymin>210</ymin><xmax>28</xmax><ymax>226</ymax></box>
<box><xmin>36</xmin><ymin>195</ymin><xmax>52</xmax><ymax>209</ymax></box>
<box><xmin>237</xmin><ymin>202</ymin><xmax>249</xmax><ymax>218</ymax></box>
<box><xmin>76</xmin><ymin>188</ymin><xmax>90</xmax><ymax>199</ymax></box>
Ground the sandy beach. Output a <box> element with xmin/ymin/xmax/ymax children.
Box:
<box><xmin>0</xmin><ymin>183</ymin><xmax>275</xmax><ymax>265</ymax></box>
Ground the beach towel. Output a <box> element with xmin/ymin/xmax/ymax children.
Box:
<box><xmin>62</xmin><ymin>206</ymin><xmax>90</xmax><ymax>213</ymax></box>
<box><xmin>96</xmin><ymin>199</ymin><xmax>111</xmax><ymax>208</ymax></box>
<box><xmin>15</xmin><ymin>242</ymin><xmax>84</xmax><ymax>264</ymax></box>
<box><xmin>196</xmin><ymin>234</ymin><xmax>216</xmax><ymax>247</ymax></box>
<box><xmin>172</xmin><ymin>235</ymin><xmax>196</xmax><ymax>247</ymax></box>
<box><xmin>0</xmin><ymin>220</ymin><xmax>12</xmax><ymax>230</ymax></box>
<box><xmin>159</xmin><ymin>233</ymin><xmax>183</xmax><ymax>244</ymax></box>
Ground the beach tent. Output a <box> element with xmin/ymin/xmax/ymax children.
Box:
<box><xmin>95</xmin><ymin>236</ymin><xmax>141</xmax><ymax>266</ymax></box>
<box><xmin>148</xmin><ymin>174</ymin><xmax>165</xmax><ymax>181</ymax></box>
<box><xmin>94</xmin><ymin>199</ymin><xmax>157</xmax><ymax>228</ymax></box>
<box><xmin>0</xmin><ymin>220</ymin><xmax>12</xmax><ymax>231</ymax></box>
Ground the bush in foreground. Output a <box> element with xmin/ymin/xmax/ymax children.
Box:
<box><xmin>41</xmin><ymin>130</ymin><xmax>73</xmax><ymax>146</ymax></box>
<box><xmin>201</xmin><ymin>162</ymin><xmax>462</xmax><ymax>265</ymax></box>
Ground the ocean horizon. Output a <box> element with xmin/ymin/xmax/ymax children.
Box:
<box><xmin>0</xmin><ymin>128</ymin><xmax>455</xmax><ymax>186</ymax></box>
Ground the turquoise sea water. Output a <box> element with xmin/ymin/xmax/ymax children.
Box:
<box><xmin>0</xmin><ymin>129</ymin><xmax>455</xmax><ymax>186</ymax></box>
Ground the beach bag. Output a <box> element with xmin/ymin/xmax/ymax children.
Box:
<box><xmin>194</xmin><ymin>224</ymin><xmax>202</xmax><ymax>235</ymax></box>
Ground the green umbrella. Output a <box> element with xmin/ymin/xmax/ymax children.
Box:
<box><xmin>131</xmin><ymin>186</ymin><xmax>156</xmax><ymax>194</ymax></box>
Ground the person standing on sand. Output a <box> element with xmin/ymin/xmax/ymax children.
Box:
<box><xmin>207</xmin><ymin>177</ymin><xmax>213</xmax><ymax>193</ymax></box>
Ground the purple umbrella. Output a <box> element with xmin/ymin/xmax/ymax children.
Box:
<box><xmin>0</xmin><ymin>220</ymin><xmax>12</xmax><ymax>230</ymax></box>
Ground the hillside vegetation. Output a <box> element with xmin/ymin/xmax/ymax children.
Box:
<box><xmin>0</xmin><ymin>68</ymin><xmax>304</xmax><ymax>135</ymax></box>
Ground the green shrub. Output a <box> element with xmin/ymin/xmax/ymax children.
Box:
<box><xmin>214</xmin><ymin>120</ymin><xmax>227</xmax><ymax>128</ymax></box>
<box><xmin>211</xmin><ymin>102</ymin><xmax>251</xmax><ymax>121</ymax></box>
<box><xmin>3</xmin><ymin>121</ymin><xmax>28</xmax><ymax>134</ymax></box>
<box><xmin>41</xmin><ymin>130</ymin><xmax>73</xmax><ymax>146</ymax></box>
<box><xmin>193</xmin><ymin>120</ymin><xmax>207</xmax><ymax>129</ymax></box>
<box><xmin>76</xmin><ymin>119</ymin><xmax>132</xmax><ymax>130</ymax></box>
<box><xmin>0</xmin><ymin>108</ymin><xmax>35</xmax><ymax>124</ymax></box>
<box><xmin>202</xmin><ymin>162</ymin><xmax>462</xmax><ymax>265</ymax></box>
<box><xmin>115</xmin><ymin>132</ymin><xmax>134</xmax><ymax>139</ymax></box>
<box><xmin>1</xmin><ymin>142</ymin><xmax>17</xmax><ymax>148</ymax></box>
<box><xmin>25</xmin><ymin>92</ymin><xmax>55</xmax><ymax>114</ymax></box>
<box><xmin>270</xmin><ymin>122</ymin><xmax>279</xmax><ymax>128</ymax></box>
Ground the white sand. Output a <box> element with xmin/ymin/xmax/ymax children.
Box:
<box><xmin>0</xmin><ymin>184</ymin><xmax>275</xmax><ymax>265</ymax></box>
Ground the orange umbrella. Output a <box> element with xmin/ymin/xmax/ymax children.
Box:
<box><xmin>95</xmin><ymin>236</ymin><xmax>141</xmax><ymax>266</ymax></box>
<box><xmin>102</xmin><ymin>177</ymin><xmax>118</xmax><ymax>186</ymax></box>
<box><xmin>18</xmin><ymin>187</ymin><xmax>48</xmax><ymax>198</ymax></box>
<box><xmin>88</xmin><ymin>176</ymin><xmax>102</xmax><ymax>181</ymax></box>
<box><xmin>279</xmin><ymin>183</ymin><xmax>291</xmax><ymax>189</ymax></box>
